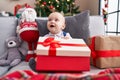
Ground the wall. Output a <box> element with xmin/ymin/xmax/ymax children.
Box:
<box><xmin>87</xmin><ymin>0</ymin><xmax>100</xmax><ymax>15</ymax></box>
<box><xmin>0</xmin><ymin>0</ymin><xmax>99</xmax><ymax>15</ymax></box>
<box><xmin>0</xmin><ymin>0</ymin><xmax>35</xmax><ymax>15</ymax></box>
<box><xmin>75</xmin><ymin>0</ymin><xmax>99</xmax><ymax>15</ymax></box>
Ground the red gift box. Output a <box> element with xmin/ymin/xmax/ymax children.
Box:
<box><xmin>35</xmin><ymin>37</ymin><xmax>91</xmax><ymax>72</ymax></box>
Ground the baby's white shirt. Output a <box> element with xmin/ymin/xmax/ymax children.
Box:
<box><xmin>44</xmin><ymin>31</ymin><xmax>72</xmax><ymax>39</ymax></box>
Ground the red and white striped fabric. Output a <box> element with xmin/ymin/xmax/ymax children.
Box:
<box><xmin>19</xmin><ymin>21</ymin><xmax>38</xmax><ymax>34</ymax></box>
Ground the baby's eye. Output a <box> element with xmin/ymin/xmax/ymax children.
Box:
<box><xmin>48</xmin><ymin>18</ymin><xmax>52</xmax><ymax>21</ymax></box>
<box><xmin>55</xmin><ymin>19</ymin><xmax>59</xmax><ymax>21</ymax></box>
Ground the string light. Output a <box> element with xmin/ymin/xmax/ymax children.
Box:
<box><xmin>57</xmin><ymin>5</ymin><xmax>59</xmax><ymax>7</ymax></box>
<box><xmin>48</xmin><ymin>1</ymin><xmax>51</xmax><ymax>4</ymax></box>
<box><xmin>67</xmin><ymin>0</ymin><xmax>70</xmax><ymax>2</ymax></box>
<box><xmin>72</xmin><ymin>2</ymin><xmax>75</xmax><ymax>5</ymax></box>
<box><xmin>56</xmin><ymin>0</ymin><xmax>59</xmax><ymax>3</ymax></box>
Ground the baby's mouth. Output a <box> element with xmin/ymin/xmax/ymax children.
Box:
<box><xmin>50</xmin><ymin>24</ymin><xmax>55</xmax><ymax>27</ymax></box>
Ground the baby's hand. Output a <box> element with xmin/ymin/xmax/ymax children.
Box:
<box><xmin>62</xmin><ymin>36</ymin><xmax>70</xmax><ymax>39</ymax></box>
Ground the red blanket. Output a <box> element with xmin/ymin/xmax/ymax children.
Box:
<box><xmin>1</xmin><ymin>68</ymin><xmax>120</xmax><ymax>80</ymax></box>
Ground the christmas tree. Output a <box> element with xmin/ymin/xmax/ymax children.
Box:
<box><xmin>34</xmin><ymin>0</ymin><xmax>80</xmax><ymax>17</ymax></box>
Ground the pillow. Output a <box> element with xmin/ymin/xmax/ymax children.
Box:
<box><xmin>36</xmin><ymin>10</ymin><xmax>90</xmax><ymax>43</ymax></box>
<box><xmin>0</xmin><ymin>17</ymin><xmax>17</xmax><ymax>56</ymax></box>
<box><xmin>0</xmin><ymin>17</ymin><xmax>17</xmax><ymax>76</ymax></box>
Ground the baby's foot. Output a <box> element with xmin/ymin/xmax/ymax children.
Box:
<box><xmin>29</xmin><ymin>58</ymin><xmax>38</xmax><ymax>72</ymax></box>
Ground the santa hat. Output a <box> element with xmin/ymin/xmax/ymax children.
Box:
<box><xmin>24</xmin><ymin>3</ymin><xmax>33</xmax><ymax>9</ymax></box>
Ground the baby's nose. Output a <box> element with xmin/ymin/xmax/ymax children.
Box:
<box><xmin>50</xmin><ymin>20</ymin><xmax>55</xmax><ymax>22</ymax></box>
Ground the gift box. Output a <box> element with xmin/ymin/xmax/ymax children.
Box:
<box><xmin>89</xmin><ymin>35</ymin><xmax>120</xmax><ymax>68</ymax></box>
<box><xmin>35</xmin><ymin>37</ymin><xmax>91</xmax><ymax>72</ymax></box>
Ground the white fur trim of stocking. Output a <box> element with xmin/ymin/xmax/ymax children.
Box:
<box><xmin>28</xmin><ymin>50</ymin><xmax>34</xmax><ymax>54</ymax></box>
<box><xmin>19</xmin><ymin>27</ymin><xmax>38</xmax><ymax>34</ymax></box>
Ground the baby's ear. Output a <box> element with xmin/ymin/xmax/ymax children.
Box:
<box><xmin>62</xmin><ymin>23</ymin><xmax>66</xmax><ymax>30</ymax></box>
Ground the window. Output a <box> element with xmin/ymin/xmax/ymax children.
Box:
<box><xmin>100</xmin><ymin>0</ymin><xmax>120</xmax><ymax>35</ymax></box>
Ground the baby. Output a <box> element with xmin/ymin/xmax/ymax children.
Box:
<box><xmin>44</xmin><ymin>12</ymin><xmax>72</xmax><ymax>39</ymax></box>
<box><xmin>29</xmin><ymin>12</ymin><xmax>72</xmax><ymax>72</ymax></box>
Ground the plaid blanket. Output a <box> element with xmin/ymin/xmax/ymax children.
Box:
<box><xmin>1</xmin><ymin>68</ymin><xmax>120</xmax><ymax>80</ymax></box>
<box><xmin>81</xmin><ymin>68</ymin><xmax>120</xmax><ymax>80</ymax></box>
<box><xmin>0</xmin><ymin>70</ymin><xmax>88</xmax><ymax>80</ymax></box>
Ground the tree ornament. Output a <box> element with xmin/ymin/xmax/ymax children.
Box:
<box><xmin>102</xmin><ymin>0</ymin><xmax>108</xmax><ymax>25</ymax></box>
<box><xmin>49</xmin><ymin>5</ymin><xmax>54</xmax><ymax>9</ymax></box>
<box><xmin>42</xmin><ymin>2</ymin><xmax>46</xmax><ymax>6</ymax></box>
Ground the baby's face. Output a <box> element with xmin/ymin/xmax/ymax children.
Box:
<box><xmin>47</xmin><ymin>12</ymin><xmax>65</xmax><ymax>34</ymax></box>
